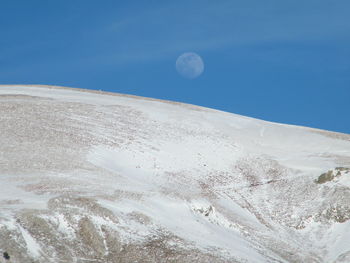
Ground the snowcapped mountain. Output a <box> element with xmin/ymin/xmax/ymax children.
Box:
<box><xmin>0</xmin><ymin>85</ymin><xmax>349</xmax><ymax>263</ymax></box>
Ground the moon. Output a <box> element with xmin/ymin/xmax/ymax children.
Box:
<box><xmin>176</xmin><ymin>52</ymin><xmax>204</xmax><ymax>79</ymax></box>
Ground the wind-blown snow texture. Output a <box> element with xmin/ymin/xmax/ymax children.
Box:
<box><xmin>0</xmin><ymin>85</ymin><xmax>349</xmax><ymax>263</ymax></box>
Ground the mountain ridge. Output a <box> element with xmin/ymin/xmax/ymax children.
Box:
<box><xmin>2</xmin><ymin>84</ymin><xmax>348</xmax><ymax>136</ymax></box>
<box><xmin>0</xmin><ymin>85</ymin><xmax>349</xmax><ymax>263</ymax></box>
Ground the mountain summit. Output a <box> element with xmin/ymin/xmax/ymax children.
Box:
<box><xmin>0</xmin><ymin>85</ymin><xmax>349</xmax><ymax>263</ymax></box>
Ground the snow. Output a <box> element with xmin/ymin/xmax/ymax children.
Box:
<box><xmin>0</xmin><ymin>85</ymin><xmax>350</xmax><ymax>262</ymax></box>
<box><xmin>98</xmin><ymin>197</ymin><xmax>269</xmax><ymax>262</ymax></box>
<box><xmin>18</xmin><ymin>225</ymin><xmax>43</xmax><ymax>258</ymax></box>
<box><xmin>0</xmin><ymin>174</ymin><xmax>50</xmax><ymax>216</ymax></box>
<box><xmin>55</xmin><ymin>213</ymin><xmax>76</xmax><ymax>238</ymax></box>
<box><xmin>326</xmin><ymin>221</ymin><xmax>350</xmax><ymax>261</ymax></box>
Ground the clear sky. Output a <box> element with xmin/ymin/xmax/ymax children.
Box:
<box><xmin>1</xmin><ymin>0</ymin><xmax>349</xmax><ymax>133</ymax></box>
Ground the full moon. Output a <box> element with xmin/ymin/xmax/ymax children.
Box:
<box><xmin>176</xmin><ymin>52</ymin><xmax>204</xmax><ymax>79</ymax></box>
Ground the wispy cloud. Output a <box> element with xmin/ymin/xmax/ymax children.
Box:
<box><xmin>2</xmin><ymin>0</ymin><xmax>349</xmax><ymax>73</ymax></box>
<box><xmin>76</xmin><ymin>0</ymin><xmax>350</xmax><ymax>68</ymax></box>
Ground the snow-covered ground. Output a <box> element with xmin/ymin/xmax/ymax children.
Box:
<box><xmin>0</xmin><ymin>85</ymin><xmax>349</xmax><ymax>263</ymax></box>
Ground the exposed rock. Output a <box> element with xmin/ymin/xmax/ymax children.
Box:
<box><xmin>315</xmin><ymin>167</ymin><xmax>350</xmax><ymax>184</ymax></box>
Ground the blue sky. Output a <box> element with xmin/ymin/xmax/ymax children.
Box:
<box><xmin>1</xmin><ymin>0</ymin><xmax>349</xmax><ymax>133</ymax></box>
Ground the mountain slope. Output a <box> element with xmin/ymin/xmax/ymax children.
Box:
<box><xmin>0</xmin><ymin>85</ymin><xmax>349</xmax><ymax>263</ymax></box>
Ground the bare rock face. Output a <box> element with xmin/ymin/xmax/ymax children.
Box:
<box><xmin>315</xmin><ymin>167</ymin><xmax>350</xmax><ymax>184</ymax></box>
<box><xmin>0</xmin><ymin>85</ymin><xmax>350</xmax><ymax>263</ymax></box>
